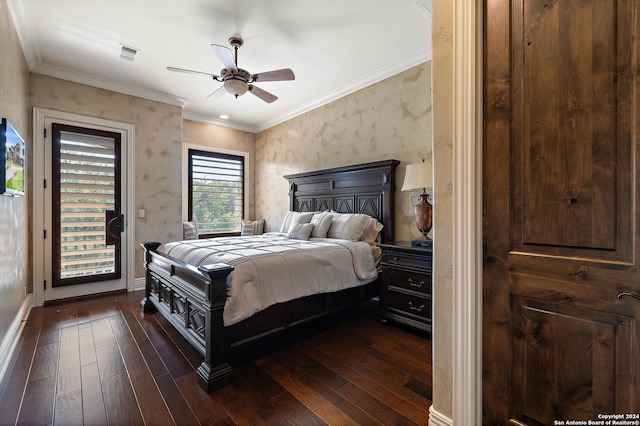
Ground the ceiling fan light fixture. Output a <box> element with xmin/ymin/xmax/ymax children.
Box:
<box><xmin>224</xmin><ymin>77</ymin><xmax>248</xmax><ymax>97</ymax></box>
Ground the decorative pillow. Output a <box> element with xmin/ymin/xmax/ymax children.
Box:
<box><xmin>310</xmin><ymin>212</ymin><xmax>333</xmax><ymax>238</ymax></box>
<box><xmin>279</xmin><ymin>211</ymin><xmax>315</xmax><ymax>233</ymax></box>
<box><xmin>241</xmin><ymin>219</ymin><xmax>264</xmax><ymax>236</ymax></box>
<box><xmin>361</xmin><ymin>217</ymin><xmax>384</xmax><ymax>244</ymax></box>
<box><xmin>286</xmin><ymin>223</ymin><xmax>314</xmax><ymax>240</ymax></box>
<box><xmin>182</xmin><ymin>221</ymin><xmax>198</xmax><ymax>240</ymax></box>
<box><xmin>326</xmin><ymin>213</ymin><xmax>370</xmax><ymax>241</ymax></box>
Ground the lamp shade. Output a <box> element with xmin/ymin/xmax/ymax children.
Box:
<box><xmin>401</xmin><ymin>161</ymin><xmax>433</xmax><ymax>192</ymax></box>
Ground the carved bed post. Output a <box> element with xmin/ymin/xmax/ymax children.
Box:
<box><xmin>288</xmin><ymin>181</ymin><xmax>296</xmax><ymax>211</ymax></box>
<box><xmin>196</xmin><ymin>263</ymin><xmax>235</xmax><ymax>392</ymax></box>
<box><xmin>140</xmin><ymin>242</ymin><xmax>161</xmax><ymax>313</ymax></box>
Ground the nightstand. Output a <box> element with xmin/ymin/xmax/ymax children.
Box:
<box><xmin>378</xmin><ymin>241</ymin><xmax>432</xmax><ymax>333</ymax></box>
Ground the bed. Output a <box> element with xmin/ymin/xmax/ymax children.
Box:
<box><xmin>140</xmin><ymin>159</ymin><xmax>399</xmax><ymax>392</ymax></box>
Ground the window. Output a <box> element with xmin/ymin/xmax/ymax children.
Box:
<box><xmin>188</xmin><ymin>149</ymin><xmax>245</xmax><ymax>237</ymax></box>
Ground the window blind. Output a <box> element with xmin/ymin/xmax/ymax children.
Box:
<box><xmin>189</xmin><ymin>150</ymin><xmax>244</xmax><ymax>234</ymax></box>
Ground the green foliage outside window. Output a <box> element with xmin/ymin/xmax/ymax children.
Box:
<box><xmin>189</xmin><ymin>150</ymin><xmax>244</xmax><ymax>235</ymax></box>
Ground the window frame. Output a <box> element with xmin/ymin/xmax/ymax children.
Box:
<box><xmin>182</xmin><ymin>144</ymin><xmax>249</xmax><ymax>238</ymax></box>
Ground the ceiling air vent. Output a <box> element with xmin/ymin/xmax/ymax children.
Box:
<box><xmin>119</xmin><ymin>45</ymin><xmax>139</xmax><ymax>61</ymax></box>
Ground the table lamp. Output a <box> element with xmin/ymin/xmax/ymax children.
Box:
<box><xmin>401</xmin><ymin>160</ymin><xmax>433</xmax><ymax>247</ymax></box>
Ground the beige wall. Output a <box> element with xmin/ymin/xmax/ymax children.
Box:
<box><xmin>0</xmin><ymin>0</ymin><xmax>30</xmax><ymax>344</ymax></box>
<box><xmin>30</xmin><ymin>74</ymin><xmax>184</xmax><ymax>279</ymax></box>
<box><xmin>431</xmin><ymin>0</ymin><xmax>454</xmax><ymax>419</ymax></box>
<box><xmin>182</xmin><ymin>119</ymin><xmax>257</xmax><ymax>220</ymax></box>
<box><xmin>255</xmin><ymin>62</ymin><xmax>432</xmax><ymax>241</ymax></box>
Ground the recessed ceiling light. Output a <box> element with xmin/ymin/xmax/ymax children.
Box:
<box><xmin>219</xmin><ymin>115</ymin><xmax>229</xmax><ymax>120</ymax></box>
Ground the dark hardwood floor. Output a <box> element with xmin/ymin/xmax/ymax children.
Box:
<box><xmin>0</xmin><ymin>290</ymin><xmax>432</xmax><ymax>425</ymax></box>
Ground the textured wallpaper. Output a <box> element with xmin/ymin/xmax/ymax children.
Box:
<box><xmin>30</xmin><ymin>74</ymin><xmax>183</xmax><ymax>279</ymax></box>
<box><xmin>255</xmin><ymin>63</ymin><xmax>433</xmax><ymax>243</ymax></box>
<box><xmin>0</xmin><ymin>0</ymin><xmax>30</xmax><ymax>345</ymax></box>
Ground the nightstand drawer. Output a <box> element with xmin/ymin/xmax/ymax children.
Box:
<box><xmin>384</xmin><ymin>252</ymin><xmax>432</xmax><ymax>271</ymax></box>
<box><xmin>378</xmin><ymin>242</ymin><xmax>432</xmax><ymax>333</ymax></box>
<box><xmin>387</xmin><ymin>291</ymin><xmax>431</xmax><ymax>322</ymax></box>
<box><xmin>387</xmin><ymin>268</ymin><xmax>431</xmax><ymax>295</ymax></box>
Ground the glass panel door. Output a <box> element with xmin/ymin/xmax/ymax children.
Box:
<box><xmin>51</xmin><ymin>124</ymin><xmax>122</xmax><ymax>287</ymax></box>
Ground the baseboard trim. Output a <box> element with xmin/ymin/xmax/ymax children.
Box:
<box><xmin>429</xmin><ymin>405</ymin><xmax>453</xmax><ymax>426</ymax></box>
<box><xmin>134</xmin><ymin>277</ymin><xmax>145</xmax><ymax>291</ymax></box>
<box><xmin>0</xmin><ymin>294</ymin><xmax>33</xmax><ymax>384</ymax></box>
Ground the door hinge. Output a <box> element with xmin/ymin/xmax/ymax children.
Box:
<box><xmin>43</xmin><ymin>179</ymin><xmax>47</xmax><ymax>189</ymax></box>
<box><xmin>43</xmin><ymin>280</ymin><xmax>47</xmax><ymax>290</ymax></box>
<box><xmin>43</xmin><ymin>230</ymin><xmax>46</xmax><ymax>239</ymax></box>
<box><xmin>43</xmin><ymin>128</ymin><xmax>47</xmax><ymax>138</ymax></box>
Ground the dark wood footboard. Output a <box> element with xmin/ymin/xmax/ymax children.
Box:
<box><xmin>141</xmin><ymin>241</ymin><xmax>235</xmax><ymax>392</ymax></box>
<box><xmin>141</xmin><ymin>240</ymin><xmax>381</xmax><ymax>393</ymax></box>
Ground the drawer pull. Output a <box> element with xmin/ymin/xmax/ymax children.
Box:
<box><xmin>618</xmin><ymin>292</ymin><xmax>640</xmax><ymax>302</ymax></box>
<box><xmin>407</xmin><ymin>278</ymin><xmax>425</xmax><ymax>288</ymax></box>
<box><xmin>408</xmin><ymin>301</ymin><xmax>426</xmax><ymax>312</ymax></box>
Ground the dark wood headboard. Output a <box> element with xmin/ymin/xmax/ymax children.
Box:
<box><xmin>284</xmin><ymin>159</ymin><xmax>400</xmax><ymax>243</ymax></box>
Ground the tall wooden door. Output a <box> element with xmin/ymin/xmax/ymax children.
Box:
<box><xmin>483</xmin><ymin>0</ymin><xmax>640</xmax><ymax>424</ymax></box>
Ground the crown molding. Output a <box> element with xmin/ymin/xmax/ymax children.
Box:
<box><xmin>25</xmin><ymin>52</ymin><xmax>431</xmax><ymax>134</ymax></box>
<box><xmin>6</xmin><ymin>0</ymin><xmax>40</xmax><ymax>69</ymax></box>
<box><xmin>31</xmin><ymin>63</ymin><xmax>188</xmax><ymax>108</ymax></box>
<box><xmin>253</xmin><ymin>46</ymin><xmax>432</xmax><ymax>133</ymax></box>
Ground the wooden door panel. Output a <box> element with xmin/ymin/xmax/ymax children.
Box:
<box><xmin>511</xmin><ymin>296</ymin><xmax>633</xmax><ymax>425</ymax></box>
<box><xmin>484</xmin><ymin>0</ymin><xmax>640</xmax><ymax>423</ymax></box>
<box><xmin>511</xmin><ymin>0</ymin><xmax>635</xmax><ymax>261</ymax></box>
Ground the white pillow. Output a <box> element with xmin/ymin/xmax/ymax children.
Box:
<box><xmin>287</xmin><ymin>223</ymin><xmax>314</xmax><ymax>240</ymax></box>
<box><xmin>326</xmin><ymin>213</ymin><xmax>370</xmax><ymax>241</ymax></box>
<box><xmin>310</xmin><ymin>212</ymin><xmax>333</xmax><ymax>238</ymax></box>
<box><xmin>241</xmin><ymin>219</ymin><xmax>264</xmax><ymax>236</ymax></box>
<box><xmin>361</xmin><ymin>217</ymin><xmax>384</xmax><ymax>244</ymax></box>
<box><xmin>279</xmin><ymin>211</ymin><xmax>315</xmax><ymax>233</ymax></box>
<box><xmin>183</xmin><ymin>221</ymin><xmax>198</xmax><ymax>240</ymax></box>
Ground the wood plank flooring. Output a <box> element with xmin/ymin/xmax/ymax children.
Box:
<box><xmin>0</xmin><ymin>290</ymin><xmax>432</xmax><ymax>425</ymax></box>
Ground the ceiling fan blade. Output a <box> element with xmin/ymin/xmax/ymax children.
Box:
<box><xmin>167</xmin><ymin>66</ymin><xmax>220</xmax><ymax>79</ymax></box>
<box><xmin>251</xmin><ymin>68</ymin><xmax>295</xmax><ymax>82</ymax></box>
<box><xmin>248</xmin><ymin>85</ymin><xmax>277</xmax><ymax>103</ymax></box>
<box><xmin>212</xmin><ymin>44</ymin><xmax>237</xmax><ymax>71</ymax></box>
<box><xmin>207</xmin><ymin>86</ymin><xmax>226</xmax><ymax>99</ymax></box>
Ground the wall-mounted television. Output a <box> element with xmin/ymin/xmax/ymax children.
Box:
<box><xmin>1</xmin><ymin>118</ymin><xmax>25</xmax><ymax>196</ymax></box>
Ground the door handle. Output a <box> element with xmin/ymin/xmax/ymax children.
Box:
<box><xmin>617</xmin><ymin>292</ymin><xmax>640</xmax><ymax>302</ymax></box>
<box><xmin>105</xmin><ymin>210</ymin><xmax>124</xmax><ymax>245</ymax></box>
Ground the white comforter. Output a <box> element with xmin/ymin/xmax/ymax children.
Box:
<box><xmin>161</xmin><ymin>233</ymin><xmax>378</xmax><ymax>326</ymax></box>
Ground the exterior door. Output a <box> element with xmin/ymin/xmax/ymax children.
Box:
<box><xmin>51</xmin><ymin>123</ymin><xmax>122</xmax><ymax>287</ymax></box>
<box><xmin>483</xmin><ymin>0</ymin><xmax>640</xmax><ymax>424</ymax></box>
<box><xmin>43</xmin><ymin>122</ymin><xmax>128</xmax><ymax>301</ymax></box>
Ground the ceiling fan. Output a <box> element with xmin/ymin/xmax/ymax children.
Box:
<box><xmin>167</xmin><ymin>37</ymin><xmax>295</xmax><ymax>103</ymax></box>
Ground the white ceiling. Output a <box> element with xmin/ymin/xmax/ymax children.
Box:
<box><xmin>7</xmin><ymin>0</ymin><xmax>431</xmax><ymax>133</ymax></box>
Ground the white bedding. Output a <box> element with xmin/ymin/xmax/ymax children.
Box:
<box><xmin>161</xmin><ymin>233</ymin><xmax>379</xmax><ymax>326</ymax></box>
